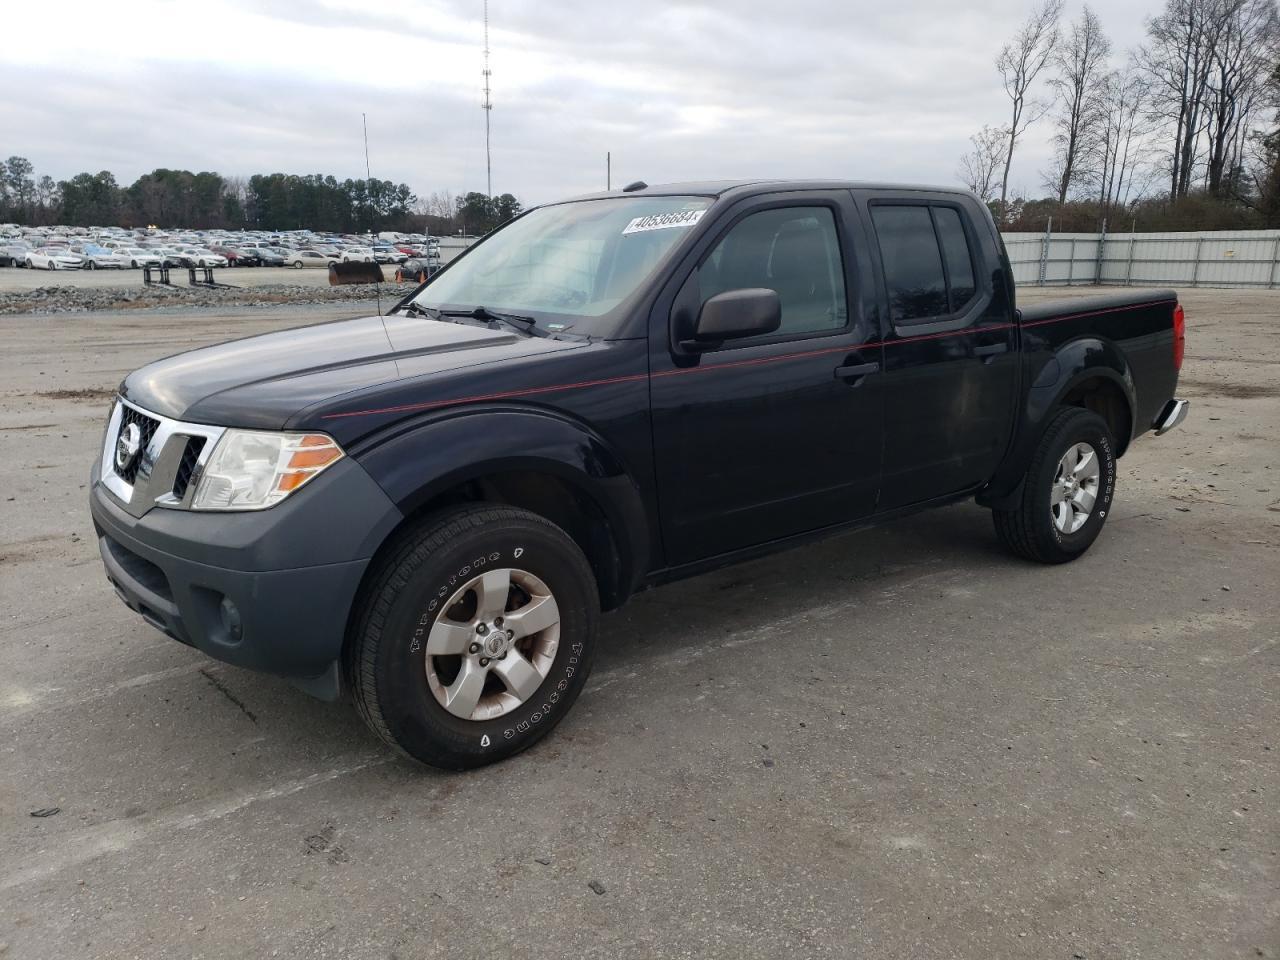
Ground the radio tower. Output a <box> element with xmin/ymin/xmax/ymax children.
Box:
<box><xmin>482</xmin><ymin>0</ymin><xmax>493</xmax><ymax>198</ymax></box>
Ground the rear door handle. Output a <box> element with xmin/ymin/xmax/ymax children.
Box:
<box><xmin>974</xmin><ymin>343</ymin><xmax>1008</xmax><ymax>364</ymax></box>
<box><xmin>834</xmin><ymin>361</ymin><xmax>880</xmax><ymax>381</ymax></box>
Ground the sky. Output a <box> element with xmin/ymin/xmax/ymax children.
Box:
<box><xmin>2</xmin><ymin>0</ymin><xmax>1159</xmax><ymax>208</ymax></box>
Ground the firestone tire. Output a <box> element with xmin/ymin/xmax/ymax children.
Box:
<box><xmin>344</xmin><ymin>504</ymin><xmax>599</xmax><ymax>770</ymax></box>
<box><xmin>992</xmin><ymin>407</ymin><xmax>1117</xmax><ymax>564</ymax></box>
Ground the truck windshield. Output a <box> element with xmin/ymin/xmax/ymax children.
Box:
<box><xmin>409</xmin><ymin>196</ymin><xmax>712</xmax><ymax>336</ymax></box>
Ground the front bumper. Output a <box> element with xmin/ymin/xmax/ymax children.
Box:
<box><xmin>89</xmin><ymin>456</ymin><xmax>403</xmax><ymax>697</ymax></box>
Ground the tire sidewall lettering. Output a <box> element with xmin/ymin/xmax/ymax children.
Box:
<box><xmin>385</xmin><ymin>527</ymin><xmax>594</xmax><ymax>761</ymax></box>
<box><xmin>1050</xmin><ymin>424</ymin><xmax>1116</xmax><ymax>546</ymax></box>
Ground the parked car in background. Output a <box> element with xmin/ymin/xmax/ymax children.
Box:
<box><xmin>208</xmin><ymin>246</ymin><xmax>245</xmax><ymax>266</ymax></box>
<box><xmin>175</xmin><ymin>248</ymin><xmax>228</xmax><ymax>268</ymax></box>
<box><xmin>372</xmin><ymin>245</ymin><xmax>407</xmax><ymax>264</ymax></box>
<box><xmin>0</xmin><ymin>243</ymin><xmax>33</xmax><ymax>267</ymax></box>
<box><xmin>341</xmin><ymin>246</ymin><xmax>375</xmax><ymax>263</ymax></box>
<box><xmin>399</xmin><ymin>257</ymin><xmax>439</xmax><ymax>283</ymax></box>
<box><xmin>252</xmin><ymin>248</ymin><xmax>286</xmax><ymax>267</ymax></box>
<box><xmin>27</xmin><ymin>247</ymin><xmax>84</xmax><ymax>270</ymax></box>
<box><xmin>74</xmin><ymin>244</ymin><xmax>131</xmax><ymax>270</ymax></box>
<box><xmin>286</xmin><ymin>250</ymin><xmax>333</xmax><ymax>269</ymax></box>
<box><xmin>149</xmin><ymin>247</ymin><xmax>185</xmax><ymax>267</ymax></box>
<box><xmin>122</xmin><ymin>248</ymin><xmax>166</xmax><ymax>269</ymax></box>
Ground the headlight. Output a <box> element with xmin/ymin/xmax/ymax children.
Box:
<box><xmin>191</xmin><ymin>430</ymin><xmax>344</xmax><ymax>511</ymax></box>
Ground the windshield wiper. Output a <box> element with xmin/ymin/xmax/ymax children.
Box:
<box><xmin>397</xmin><ymin>300</ymin><xmax>443</xmax><ymax>320</ymax></box>
<box><xmin>437</xmin><ymin>306</ymin><xmax>549</xmax><ymax>338</ymax></box>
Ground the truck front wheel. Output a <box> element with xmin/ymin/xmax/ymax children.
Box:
<box><xmin>992</xmin><ymin>407</ymin><xmax>1116</xmax><ymax>564</ymax></box>
<box><xmin>345</xmin><ymin>505</ymin><xmax>599</xmax><ymax>769</ymax></box>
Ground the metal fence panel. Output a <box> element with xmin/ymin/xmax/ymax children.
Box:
<box><xmin>1001</xmin><ymin>228</ymin><xmax>1280</xmax><ymax>288</ymax></box>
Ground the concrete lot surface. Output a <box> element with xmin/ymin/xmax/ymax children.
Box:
<box><xmin>0</xmin><ymin>288</ymin><xmax>1276</xmax><ymax>959</ymax></box>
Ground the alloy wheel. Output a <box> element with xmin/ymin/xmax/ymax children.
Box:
<box><xmin>423</xmin><ymin>567</ymin><xmax>561</xmax><ymax>721</ymax></box>
<box><xmin>1051</xmin><ymin>441</ymin><xmax>1100</xmax><ymax>534</ymax></box>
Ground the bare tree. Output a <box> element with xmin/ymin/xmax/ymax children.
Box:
<box><xmin>1098</xmin><ymin>66</ymin><xmax>1155</xmax><ymax>215</ymax></box>
<box><xmin>996</xmin><ymin>0</ymin><xmax>1064</xmax><ymax>206</ymax></box>
<box><xmin>1045</xmin><ymin>6</ymin><xmax>1112</xmax><ymax>202</ymax></box>
<box><xmin>1138</xmin><ymin>0</ymin><xmax>1237</xmax><ymax>197</ymax></box>
<box><xmin>1203</xmin><ymin>0</ymin><xmax>1280</xmax><ymax>196</ymax></box>
<box><xmin>958</xmin><ymin>125</ymin><xmax>1010</xmax><ymax>201</ymax></box>
<box><xmin>425</xmin><ymin>189</ymin><xmax>456</xmax><ymax>219</ymax></box>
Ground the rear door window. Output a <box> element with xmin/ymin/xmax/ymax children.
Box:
<box><xmin>871</xmin><ymin>203</ymin><xmax>980</xmax><ymax>323</ymax></box>
<box><xmin>870</xmin><ymin>206</ymin><xmax>947</xmax><ymax>322</ymax></box>
<box><xmin>933</xmin><ymin>207</ymin><xmax>976</xmax><ymax>310</ymax></box>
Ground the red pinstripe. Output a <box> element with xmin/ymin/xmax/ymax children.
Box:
<box><xmin>321</xmin><ymin>298</ymin><xmax>1176</xmax><ymax>421</ymax></box>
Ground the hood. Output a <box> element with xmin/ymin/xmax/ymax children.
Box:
<box><xmin>120</xmin><ymin>312</ymin><xmax>585</xmax><ymax>429</ymax></box>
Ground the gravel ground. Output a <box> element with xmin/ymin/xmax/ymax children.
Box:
<box><xmin>0</xmin><ymin>280</ymin><xmax>419</xmax><ymax>315</ymax></box>
<box><xmin>0</xmin><ymin>287</ymin><xmax>1276</xmax><ymax>959</ymax></box>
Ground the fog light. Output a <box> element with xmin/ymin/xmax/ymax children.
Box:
<box><xmin>219</xmin><ymin>597</ymin><xmax>243</xmax><ymax>642</ymax></box>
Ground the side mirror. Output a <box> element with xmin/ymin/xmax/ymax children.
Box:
<box><xmin>689</xmin><ymin>288</ymin><xmax>781</xmax><ymax>349</ymax></box>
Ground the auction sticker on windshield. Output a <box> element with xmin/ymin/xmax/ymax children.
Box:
<box><xmin>621</xmin><ymin>209</ymin><xmax>706</xmax><ymax>235</ymax></box>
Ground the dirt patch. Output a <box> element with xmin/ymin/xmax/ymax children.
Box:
<box><xmin>0</xmin><ymin>423</ymin><xmax>57</xmax><ymax>431</ymax></box>
<box><xmin>34</xmin><ymin>388</ymin><xmax>115</xmax><ymax>403</ymax></box>
<box><xmin>1177</xmin><ymin>377</ymin><xmax>1280</xmax><ymax>400</ymax></box>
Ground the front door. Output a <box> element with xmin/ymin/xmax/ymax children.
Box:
<box><xmin>649</xmin><ymin>192</ymin><xmax>885</xmax><ymax>567</ymax></box>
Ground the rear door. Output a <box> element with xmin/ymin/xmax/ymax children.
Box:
<box><xmin>649</xmin><ymin>190</ymin><xmax>885</xmax><ymax>566</ymax></box>
<box><xmin>855</xmin><ymin>191</ymin><xmax>1018</xmax><ymax>510</ymax></box>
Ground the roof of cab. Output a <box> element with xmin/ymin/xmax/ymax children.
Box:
<box><xmin>557</xmin><ymin>179</ymin><xmax>974</xmax><ymax>204</ymax></box>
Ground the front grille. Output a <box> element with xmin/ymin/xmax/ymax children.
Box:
<box><xmin>172</xmin><ymin>436</ymin><xmax>207</xmax><ymax>500</ymax></box>
<box><xmin>113</xmin><ymin>406</ymin><xmax>161</xmax><ymax>484</ymax></box>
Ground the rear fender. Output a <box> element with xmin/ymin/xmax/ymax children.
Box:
<box><xmin>978</xmin><ymin>337</ymin><xmax>1135</xmax><ymax>508</ymax></box>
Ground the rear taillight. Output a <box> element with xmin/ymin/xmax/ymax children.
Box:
<box><xmin>1172</xmin><ymin>304</ymin><xmax>1185</xmax><ymax>371</ymax></box>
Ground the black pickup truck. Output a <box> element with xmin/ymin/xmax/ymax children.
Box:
<box><xmin>90</xmin><ymin>180</ymin><xmax>1188</xmax><ymax>769</ymax></box>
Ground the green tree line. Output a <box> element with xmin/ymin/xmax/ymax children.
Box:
<box><xmin>0</xmin><ymin>157</ymin><xmax>524</xmax><ymax>235</ymax></box>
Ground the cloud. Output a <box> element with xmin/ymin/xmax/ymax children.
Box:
<box><xmin>1</xmin><ymin>0</ymin><xmax>1159</xmax><ymax>206</ymax></box>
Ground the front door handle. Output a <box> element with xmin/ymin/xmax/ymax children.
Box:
<box><xmin>974</xmin><ymin>343</ymin><xmax>1008</xmax><ymax>364</ymax></box>
<box><xmin>834</xmin><ymin>361</ymin><xmax>880</xmax><ymax>381</ymax></box>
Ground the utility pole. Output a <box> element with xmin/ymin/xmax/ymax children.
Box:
<box><xmin>482</xmin><ymin>0</ymin><xmax>493</xmax><ymax>198</ymax></box>
<box><xmin>607</xmin><ymin>152</ymin><xmax>611</xmax><ymax>191</ymax></box>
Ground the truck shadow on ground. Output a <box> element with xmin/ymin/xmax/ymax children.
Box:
<box><xmin>591</xmin><ymin>500</ymin><xmax>1010</xmax><ymax>677</ymax></box>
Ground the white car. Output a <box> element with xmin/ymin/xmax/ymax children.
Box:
<box><xmin>75</xmin><ymin>246</ymin><xmax>131</xmax><ymax>270</ymax></box>
<box><xmin>287</xmin><ymin>250</ymin><xmax>334</xmax><ymax>269</ymax></box>
<box><xmin>341</xmin><ymin>246</ymin><xmax>375</xmax><ymax>263</ymax></box>
<box><xmin>122</xmin><ymin>248</ymin><xmax>166</xmax><ymax>269</ymax></box>
<box><xmin>176</xmin><ymin>248</ymin><xmax>228</xmax><ymax>268</ymax></box>
<box><xmin>26</xmin><ymin>248</ymin><xmax>84</xmax><ymax>270</ymax></box>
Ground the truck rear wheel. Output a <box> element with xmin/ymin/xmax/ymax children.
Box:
<box><xmin>992</xmin><ymin>407</ymin><xmax>1116</xmax><ymax>564</ymax></box>
<box><xmin>345</xmin><ymin>505</ymin><xmax>598</xmax><ymax>769</ymax></box>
